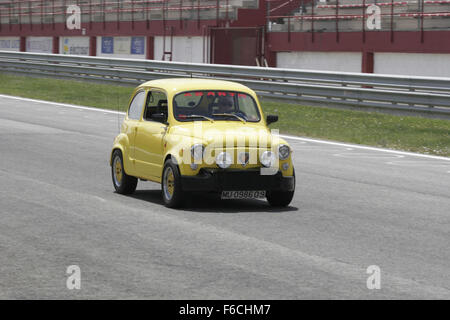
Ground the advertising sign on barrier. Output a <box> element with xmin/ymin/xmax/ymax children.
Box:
<box><xmin>131</xmin><ymin>37</ymin><xmax>145</xmax><ymax>55</ymax></box>
<box><xmin>98</xmin><ymin>36</ymin><xmax>146</xmax><ymax>58</ymax></box>
<box><xmin>61</xmin><ymin>37</ymin><xmax>90</xmax><ymax>55</ymax></box>
<box><xmin>101</xmin><ymin>37</ymin><xmax>114</xmax><ymax>54</ymax></box>
<box><xmin>0</xmin><ymin>37</ymin><xmax>20</xmax><ymax>51</ymax></box>
<box><xmin>26</xmin><ymin>37</ymin><xmax>53</xmax><ymax>53</ymax></box>
<box><xmin>114</xmin><ymin>37</ymin><xmax>131</xmax><ymax>55</ymax></box>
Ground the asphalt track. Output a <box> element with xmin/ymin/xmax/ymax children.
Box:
<box><xmin>0</xmin><ymin>94</ymin><xmax>449</xmax><ymax>299</ymax></box>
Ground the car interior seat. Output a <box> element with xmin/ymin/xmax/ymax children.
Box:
<box><xmin>157</xmin><ymin>99</ymin><xmax>168</xmax><ymax>115</ymax></box>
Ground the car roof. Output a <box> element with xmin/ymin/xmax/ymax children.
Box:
<box><xmin>138</xmin><ymin>78</ymin><xmax>253</xmax><ymax>94</ymax></box>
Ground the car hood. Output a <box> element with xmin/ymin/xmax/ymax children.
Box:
<box><xmin>168</xmin><ymin>121</ymin><xmax>285</xmax><ymax>148</ymax></box>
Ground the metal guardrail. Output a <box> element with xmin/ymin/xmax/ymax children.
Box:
<box><xmin>0</xmin><ymin>50</ymin><xmax>450</xmax><ymax>115</ymax></box>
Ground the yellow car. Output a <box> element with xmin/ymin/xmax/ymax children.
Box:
<box><xmin>110</xmin><ymin>79</ymin><xmax>295</xmax><ymax>208</ymax></box>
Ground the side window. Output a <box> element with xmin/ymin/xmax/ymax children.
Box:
<box><xmin>128</xmin><ymin>91</ymin><xmax>145</xmax><ymax>120</ymax></box>
<box><xmin>144</xmin><ymin>90</ymin><xmax>168</xmax><ymax>122</ymax></box>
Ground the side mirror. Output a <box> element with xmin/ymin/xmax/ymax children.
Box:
<box><xmin>151</xmin><ymin>113</ymin><xmax>167</xmax><ymax>123</ymax></box>
<box><xmin>266</xmin><ymin>114</ymin><xmax>278</xmax><ymax>125</ymax></box>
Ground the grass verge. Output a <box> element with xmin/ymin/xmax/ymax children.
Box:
<box><xmin>1</xmin><ymin>72</ymin><xmax>449</xmax><ymax>156</ymax></box>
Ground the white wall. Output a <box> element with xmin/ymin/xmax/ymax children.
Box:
<box><xmin>374</xmin><ymin>53</ymin><xmax>450</xmax><ymax>77</ymax></box>
<box><xmin>154</xmin><ymin>36</ymin><xmax>205</xmax><ymax>63</ymax></box>
<box><xmin>276</xmin><ymin>51</ymin><xmax>362</xmax><ymax>72</ymax></box>
<box><xmin>26</xmin><ymin>37</ymin><xmax>53</xmax><ymax>53</ymax></box>
<box><xmin>60</xmin><ymin>37</ymin><xmax>90</xmax><ymax>55</ymax></box>
<box><xmin>0</xmin><ymin>37</ymin><xmax>20</xmax><ymax>51</ymax></box>
<box><xmin>96</xmin><ymin>36</ymin><xmax>146</xmax><ymax>59</ymax></box>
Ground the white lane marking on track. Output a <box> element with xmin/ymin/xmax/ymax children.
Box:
<box><xmin>0</xmin><ymin>94</ymin><xmax>123</xmax><ymax>115</ymax></box>
<box><xmin>333</xmin><ymin>153</ymin><xmax>405</xmax><ymax>159</ymax></box>
<box><xmin>385</xmin><ymin>160</ymin><xmax>450</xmax><ymax>167</ymax></box>
<box><xmin>1</xmin><ymin>94</ymin><xmax>449</xmax><ymax>162</ymax></box>
<box><xmin>290</xmin><ymin>146</ymin><xmax>348</xmax><ymax>152</ymax></box>
<box><xmin>93</xmin><ymin>196</ymin><xmax>107</xmax><ymax>202</ymax></box>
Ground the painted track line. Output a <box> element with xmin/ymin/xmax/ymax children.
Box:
<box><xmin>0</xmin><ymin>94</ymin><xmax>123</xmax><ymax>115</ymax></box>
<box><xmin>1</xmin><ymin>94</ymin><xmax>449</xmax><ymax>162</ymax></box>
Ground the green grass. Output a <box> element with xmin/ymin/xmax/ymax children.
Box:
<box><xmin>0</xmin><ymin>72</ymin><xmax>134</xmax><ymax>111</ymax></box>
<box><xmin>263</xmin><ymin>100</ymin><xmax>450</xmax><ymax>156</ymax></box>
<box><xmin>1</xmin><ymin>72</ymin><xmax>449</xmax><ymax>156</ymax></box>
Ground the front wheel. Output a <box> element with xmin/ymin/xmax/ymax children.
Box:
<box><xmin>161</xmin><ymin>159</ymin><xmax>184</xmax><ymax>208</ymax></box>
<box><xmin>266</xmin><ymin>171</ymin><xmax>295</xmax><ymax>207</ymax></box>
<box><xmin>111</xmin><ymin>150</ymin><xmax>138</xmax><ymax>194</ymax></box>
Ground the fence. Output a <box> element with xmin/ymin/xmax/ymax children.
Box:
<box><xmin>0</xmin><ymin>50</ymin><xmax>449</xmax><ymax>115</ymax></box>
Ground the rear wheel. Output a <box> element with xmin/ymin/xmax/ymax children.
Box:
<box><xmin>111</xmin><ymin>150</ymin><xmax>138</xmax><ymax>194</ymax></box>
<box><xmin>161</xmin><ymin>159</ymin><xmax>184</xmax><ymax>208</ymax></box>
<box><xmin>266</xmin><ymin>171</ymin><xmax>295</xmax><ymax>207</ymax></box>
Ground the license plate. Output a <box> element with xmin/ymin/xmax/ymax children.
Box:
<box><xmin>221</xmin><ymin>190</ymin><xmax>266</xmax><ymax>199</ymax></box>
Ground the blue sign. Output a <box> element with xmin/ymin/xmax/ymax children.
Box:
<box><xmin>131</xmin><ymin>37</ymin><xmax>145</xmax><ymax>55</ymax></box>
<box><xmin>11</xmin><ymin>40</ymin><xmax>20</xmax><ymax>49</ymax></box>
<box><xmin>101</xmin><ymin>37</ymin><xmax>114</xmax><ymax>54</ymax></box>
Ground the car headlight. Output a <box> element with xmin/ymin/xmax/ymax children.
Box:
<box><xmin>260</xmin><ymin>151</ymin><xmax>276</xmax><ymax>167</ymax></box>
<box><xmin>278</xmin><ymin>144</ymin><xmax>291</xmax><ymax>160</ymax></box>
<box><xmin>191</xmin><ymin>144</ymin><xmax>204</xmax><ymax>161</ymax></box>
<box><xmin>216</xmin><ymin>152</ymin><xmax>232</xmax><ymax>169</ymax></box>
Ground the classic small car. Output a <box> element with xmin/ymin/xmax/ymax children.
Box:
<box><xmin>110</xmin><ymin>79</ymin><xmax>295</xmax><ymax>208</ymax></box>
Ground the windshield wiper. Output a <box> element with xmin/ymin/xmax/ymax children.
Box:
<box><xmin>212</xmin><ymin>113</ymin><xmax>246</xmax><ymax>123</ymax></box>
<box><xmin>183</xmin><ymin>114</ymin><xmax>214</xmax><ymax>122</ymax></box>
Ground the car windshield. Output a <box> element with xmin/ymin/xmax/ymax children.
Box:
<box><xmin>173</xmin><ymin>91</ymin><xmax>261</xmax><ymax>122</ymax></box>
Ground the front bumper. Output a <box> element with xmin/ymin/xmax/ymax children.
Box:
<box><xmin>180</xmin><ymin>169</ymin><xmax>295</xmax><ymax>192</ymax></box>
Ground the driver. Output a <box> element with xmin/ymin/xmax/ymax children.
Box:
<box><xmin>216</xmin><ymin>95</ymin><xmax>250</xmax><ymax>121</ymax></box>
<box><xmin>217</xmin><ymin>95</ymin><xmax>235</xmax><ymax>113</ymax></box>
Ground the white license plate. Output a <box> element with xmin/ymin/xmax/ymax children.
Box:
<box><xmin>221</xmin><ymin>190</ymin><xmax>266</xmax><ymax>199</ymax></box>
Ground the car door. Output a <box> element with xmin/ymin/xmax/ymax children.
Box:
<box><xmin>124</xmin><ymin>90</ymin><xmax>146</xmax><ymax>174</ymax></box>
<box><xmin>134</xmin><ymin>89</ymin><xmax>169</xmax><ymax>180</ymax></box>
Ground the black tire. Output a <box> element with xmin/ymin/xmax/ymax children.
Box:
<box><xmin>111</xmin><ymin>149</ymin><xmax>138</xmax><ymax>194</ymax></box>
<box><xmin>161</xmin><ymin>159</ymin><xmax>184</xmax><ymax>208</ymax></box>
<box><xmin>266</xmin><ymin>171</ymin><xmax>295</xmax><ymax>207</ymax></box>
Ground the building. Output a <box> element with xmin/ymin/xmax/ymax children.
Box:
<box><xmin>0</xmin><ymin>0</ymin><xmax>449</xmax><ymax>76</ymax></box>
